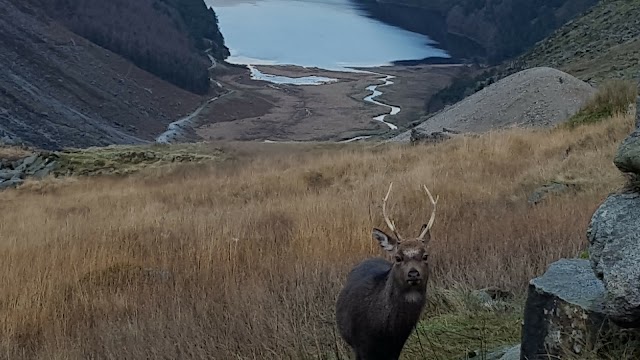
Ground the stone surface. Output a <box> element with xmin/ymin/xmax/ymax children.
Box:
<box><xmin>0</xmin><ymin>178</ymin><xmax>24</xmax><ymax>190</ymax></box>
<box><xmin>520</xmin><ymin>259</ymin><xmax>608</xmax><ymax>359</ymax></box>
<box><xmin>478</xmin><ymin>344</ymin><xmax>521</xmax><ymax>360</ymax></box>
<box><xmin>0</xmin><ymin>153</ymin><xmax>59</xmax><ymax>189</ymax></box>
<box><xmin>499</xmin><ymin>345</ymin><xmax>521</xmax><ymax>360</ymax></box>
<box><xmin>31</xmin><ymin>161</ymin><xmax>57</xmax><ymax>179</ymax></box>
<box><xmin>528</xmin><ymin>182</ymin><xmax>576</xmax><ymax>205</ymax></box>
<box><xmin>614</xmin><ymin>130</ymin><xmax>640</xmax><ymax>175</ymax></box>
<box><xmin>0</xmin><ymin>169</ymin><xmax>19</xmax><ymax>180</ymax></box>
<box><xmin>587</xmin><ymin>192</ymin><xmax>640</xmax><ymax>326</ymax></box>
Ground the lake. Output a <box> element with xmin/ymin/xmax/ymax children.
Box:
<box><xmin>204</xmin><ymin>0</ymin><xmax>449</xmax><ymax>71</ymax></box>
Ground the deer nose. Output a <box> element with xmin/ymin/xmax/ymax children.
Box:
<box><xmin>408</xmin><ymin>269</ymin><xmax>420</xmax><ymax>280</ymax></box>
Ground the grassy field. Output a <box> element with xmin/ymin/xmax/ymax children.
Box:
<box><xmin>0</xmin><ymin>111</ymin><xmax>635</xmax><ymax>359</ymax></box>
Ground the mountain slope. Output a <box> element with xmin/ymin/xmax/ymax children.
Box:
<box><xmin>0</xmin><ymin>0</ymin><xmax>212</xmax><ymax>150</ymax></box>
<box><xmin>34</xmin><ymin>0</ymin><xmax>228</xmax><ymax>94</ymax></box>
<box><xmin>354</xmin><ymin>0</ymin><xmax>597</xmax><ymax>64</ymax></box>
<box><xmin>392</xmin><ymin>67</ymin><xmax>596</xmax><ymax>142</ymax></box>
<box><xmin>516</xmin><ymin>0</ymin><xmax>640</xmax><ymax>84</ymax></box>
<box><xmin>425</xmin><ymin>0</ymin><xmax>640</xmax><ymax>117</ymax></box>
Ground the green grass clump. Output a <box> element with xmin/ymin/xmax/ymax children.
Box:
<box><xmin>400</xmin><ymin>287</ymin><xmax>523</xmax><ymax>359</ymax></box>
<box><xmin>54</xmin><ymin>143</ymin><xmax>225</xmax><ymax>176</ymax></box>
<box><xmin>564</xmin><ymin>80</ymin><xmax>637</xmax><ymax>129</ymax></box>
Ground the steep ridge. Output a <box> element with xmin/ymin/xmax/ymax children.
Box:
<box><xmin>0</xmin><ymin>0</ymin><xmax>225</xmax><ymax>150</ymax></box>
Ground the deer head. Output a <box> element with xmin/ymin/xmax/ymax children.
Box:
<box><xmin>373</xmin><ymin>182</ymin><xmax>439</xmax><ymax>293</ymax></box>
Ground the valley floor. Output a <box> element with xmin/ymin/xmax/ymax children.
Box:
<box><xmin>187</xmin><ymin>63</ymin><xmax>471</xmax><ymax>143</ymax></box>
<box><xmin>0</xmin><ymin>112</ymin><xmax>634</xmax><ymax>359</ymax></box>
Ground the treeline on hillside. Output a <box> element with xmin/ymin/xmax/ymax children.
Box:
<box><xmin>355</xmin><ymin>0</ymin><xmax>597</xmax><ymax>64</ymax></box>
<box><xmin>38</xmin><ymin>0</ymin><xmax>229</xmax><ymax>94</ymax></box>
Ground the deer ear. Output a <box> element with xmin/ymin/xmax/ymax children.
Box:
<box><xmin>419</xmin><ymin>224</ymin><xmax>431</xmax><ymax>245</ymax></box>
<box><xmin>373</xmin><ymin>228</ymin><xmax>398</xmax><ymax>252</ymax></box>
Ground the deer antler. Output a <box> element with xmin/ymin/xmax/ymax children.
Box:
<box><xmin>382</xmin><ymin>182</ymin><xmax>403</xmax><ymax>241</ymax></box>
<box><xmin>418</xmin><ymin>184</ymin><xmax>439</xmax><ymax>240</ymax></box>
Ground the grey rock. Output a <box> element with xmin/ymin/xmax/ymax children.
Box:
<box><xmin>614</xmin><ymin>130</ymin><xmax>640</xmax><ymax>175</ymax></box>
<box><xmin>471</xmin><ymin>344</ymin><xmax>520</xmax><ymax>360</ymax></box>
<box><xmin>521</xmin><ymin>259</ymin><xmax>608</xmax><ymax>359</ymax></box>
<box><xmin>499</xmin><ymin>345</ymin><xmax>520</xmax><ymax>360</ymax></box>
<box><xmin>0</xmin><ymin>169</ymin><xmax>19</xmax><ymax>180</ymax></box>
<box><xmin>410</xmin><ymin>128</ymin><xmax>452</xmax><ymax>145</ymax></box>
<box><xmin>587</xmin><ymin>192</ymin><xmax>640</xmax><ymax>326</ymax></box>
<box><xmin>24</xmin><ymin>156</ymin><xmax>46</xmax><ymax>175</ymax></box>
<box><xmin>528</xmin><ymin>182</ymin><xmax>576</xmax><ymax>205</ymax></box>
<box><xmin>32</xmin><ymin>161</ymin><xmax>57</xmax><ymax>179</ymax></box>
<box><xmin>0</xmin><ymin>178</ymin><xmax>24</xmax><ymax>190</ymax></box>
<box><xmin>13</xmin><ymin>155</ymin><xmax>37</xmax><ymax>172</ymax></box>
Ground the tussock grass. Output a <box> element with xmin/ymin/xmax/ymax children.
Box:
<box><xmin>0</xmin><ymin>146</ymin><xmax>32</xmax><ymax>161</ymax></box>
<box><xmin>564</xmin><ymin>80</ymin><xmax>637</xmax><ymax>128</ymax></box>
<box><xmin>0</xmin><ymin>113</ymin><xmax>634</xmax><ymax>359</ymax></box>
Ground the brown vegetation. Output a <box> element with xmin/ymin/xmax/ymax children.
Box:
<box><xmin>0</xmin><ymin>113</ymin><xmax>634</xmax><ymax>359</ymax></box>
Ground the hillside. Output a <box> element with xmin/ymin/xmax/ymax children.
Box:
<box><xmin>0</xmin><ymin>0</ymin><xmax>226</xmax><ymax>150</ymax></box>
<box><xmin>37</xmin><ymin>0</ymin><xmax>229</xmax><ymax>94</ymax></box>
<box><xmin>516</xmin><ymin>0</ymin><xmax>640</xmax><ymax>84</ymax></box>
<box><xmin>0</xmin><ymin>111</ymin><xmax>635</xmax><ymax>359</ymax></box>
<box><xmin>354</xmin><ymin>0</ymin><xmax>597</xmax><ymax>64</ymax></box>
<box><xmin>392</xmin><ymin>67</ymin><xmax>597</xmax><ymax>142</ymax></box>
<box><xmin>426</xmin><ymin>0</ymin><xmax>640</xmax><ymax>115</ymax></box>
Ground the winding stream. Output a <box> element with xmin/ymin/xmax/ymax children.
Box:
<box><xmin>363</xmin><ymin>74</ymin><xmax>400</xmax><ymax>130</ymax></box>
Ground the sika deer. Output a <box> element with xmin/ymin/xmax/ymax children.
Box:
<box><xmin>336</xmin><ymin>183</ymin><xmax>439</xmax><ymax>360</ymax></box>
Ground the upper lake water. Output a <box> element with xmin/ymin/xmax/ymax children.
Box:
<box><xmin>205</xmin><ymin>0</ymin><xmax>449</xmax><ymax>71</ymax></box>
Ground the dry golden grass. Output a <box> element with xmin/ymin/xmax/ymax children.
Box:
<box><xmin>0</xmin><ymin>113</ymin><xmax>634</xmax><ymax>359</ymax></box>
<box><xmin>0</xmin><ymin>146</ymin><xmax>32</xmax><ymax>161</ymax></box>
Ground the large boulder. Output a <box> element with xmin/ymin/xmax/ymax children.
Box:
<box><xmin>520</xmin><ymin>259</ymin><xmax>608</xmax><ymax>359</ymax></box>
<box><xmin>614</xmin><ymin>130</ymin><xmax>640</xmax><ymax>175</ymax></box>
<box><xmin>587</xmin><ymin>192</ymin><xmax>640</xmax><ymax>326</ymax></box>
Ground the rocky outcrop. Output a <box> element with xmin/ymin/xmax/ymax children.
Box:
<box><xmin>520</xmin><ymin>259</ymin><xmax>609</xmax><ymax>359</ymax></box>
<box><xmin>0</xmin><ymin>153</ymin><xmax>59</xmax><ymax>190</ymax></box>
<box><xmin>519</xmin><ymin>83</ymin><xmax>640</xmax><ymax>357</ymax></box>
<box><xmin>409</xmin><ymin>128</ymin><xmax>453</xmax><ymax>145</ymax></box>
<box><xmin>587</xmin><ymin>193</ymin><xmax>640</xmax><ymax>326</ymax></box>
<box><xmin>586</xmin><ymin>94</ymin><xmax>640</xmax><ymax>326</ymax></box>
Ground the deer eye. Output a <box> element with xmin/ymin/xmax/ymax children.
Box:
<box><xmin>422</xmin><ymin>254</ymin><xmax>429</xmax><ymax>261</ymax></box>
<box><xmin>394</xmin><ymin>255</ymin><xmax>403</xmax><ymax>263</ymax></box>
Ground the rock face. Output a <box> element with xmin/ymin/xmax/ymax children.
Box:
<box><xmin>587</xmin><ymin>192</ymin><xmax>640</xmax><ymax>326</ymax></box>
<box><xmin>614</xmin><ymin>130</ymin><xmax>640</xmax><ymax>175</ymax></box>
<box><xmin>520</xmin><ymin>259</ymin><xmax>608</xmax><ymax>359</ymax></box>
<box><xmin>0</xmin><ymin>153</ymin><xmax>59</xmax><ymax>190</ymax></box>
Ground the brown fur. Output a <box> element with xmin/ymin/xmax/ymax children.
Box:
<box><xmin>335</xmin><ymin>227</ymin><xmax>431</xmax><ymax>360</ymax></box>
